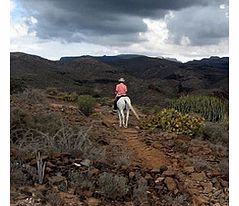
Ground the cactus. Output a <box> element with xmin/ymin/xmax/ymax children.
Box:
<box><xmin>169</xmin><ymin>95</ymin><xmax>227</xmax><ymax>122</ymax></box>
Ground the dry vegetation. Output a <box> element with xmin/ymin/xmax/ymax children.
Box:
<box><xmin>10</xmin><ymin>88</ymin><xmax>229</xmax><ymax>206</ymax></box>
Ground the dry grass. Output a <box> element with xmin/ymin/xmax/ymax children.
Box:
<box><xmin>97</xmin><ymin>172</ymin><xmax>129</xmax><ymax>199</ymax></box>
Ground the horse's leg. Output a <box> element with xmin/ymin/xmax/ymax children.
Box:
<box><xmin>120</xmin><ymin>109</ymin><xmax>125</xmax><ymax>128</ymax></box>
<box><xmin>118</xmin><ymin>110</ymin><xmax>122</xmax><ymax>127</ymax></box>
<box><xmin>125</xmin><ymin>108</ymin><xmax>129</xmax><ymax>128</ymax></box>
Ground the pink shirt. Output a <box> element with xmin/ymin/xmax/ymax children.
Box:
<box><xmin>115</xmin><ymin>83</ymin><xmax>127</xmax><ymax>97</ymax></box>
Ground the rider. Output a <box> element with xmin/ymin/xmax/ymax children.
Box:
<box><xmin>113</xmin><ymin>77</ymin><xmax>128</xmax><ymax>112</ymax></box>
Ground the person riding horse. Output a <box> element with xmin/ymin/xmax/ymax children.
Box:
<box><xmin>113</xmin><ymin>78</ymin><xmax>128</xmax><ymax>112</ymax></box>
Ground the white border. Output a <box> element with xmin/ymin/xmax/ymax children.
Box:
<box><xmin>229</xmin><ymin>0</ymin><xmax>239</xmax><ymax>205</ymax></box>
<box><xmin>0</xmin><ymin>0</ymin><xmax>10</xmax><ymax>206</ymax></box>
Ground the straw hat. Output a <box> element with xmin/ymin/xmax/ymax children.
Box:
<box><xmin>118</xmin><ymin>77</ymin><xmax>125</xmax><ymax>82</ymax></box>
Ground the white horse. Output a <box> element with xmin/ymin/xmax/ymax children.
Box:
<box><xmin>117</xmin><ymin>96</ymin><xmax>140</xmax><ymax>128</ymax></box>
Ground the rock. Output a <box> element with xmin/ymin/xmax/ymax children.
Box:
<box><xmin>162</xmin><ymin>168</ymin><xmax>175</xmax><ymax>176</ymax></box>
<box><xmin>46</xmin><ymin>161</ymin><xmax>56</xmax><ymax>168</ymax></box>
<box><xmin>83</xmin><ymin>190</ymin><xmax>94</xmax><ymax>197</ymax></box>
<box><xmin>201</xmin><ymin>182</ymin><xmax>213</xmax><ymax>193</ymax></box>
<box><xmin>160</xmin><ymin>165</ymin><xmax>168</xmax><ymax>173</ymax></box>
<box><xmin>206</xmin><ymin>171</ymin><xmax>221</xmax><ymax>178</ymax></box>
<box><xmin>80</xmin><ymin>159</ymin><xmax>91</xmax><ymax>167</ymax></box>
<box><xmin>86</xmin><ymin>197</ymin><xmax>101</xmax><ymax>206</ymax></box>
<box><xmin>48</xmin><ymin>175</ymin><xmax>68</xmax><ymax>192</ymax></box>
<box><xmin>88</xmin><ymin>168</ymin><xmax>100</xmax><ymax>177</ymax></box>
<box><xmin>176</xmin><ymin>172</ymin><xmax>186</xmax><ymax>182</ymax></box>
<box><xmin>19</xmin><ymin>186</ymin><xmax>36</xmax><ymax>196</ymax></box>
<box><xmin>191</xmin><ymin>172</ymin><xmax>207</xmax><ymax>182</ymax></box>
<box><xmin>183</xmin><ymin>166</ymin><xmax>195</xmax><ymax>174</ymax></box>
<box><xmin>165</xmin><ymin>135</ymin><xmax>173</xmax><ymax>140</ymax></box>
<box><xmin>213</xmin><ymin>203</ymin><xmax>221</xmax><ymax>206</ymax></box>
<box><xmin>135</xmin><ymin>126</ymin><xmax>140</xmax><ymax>130</ymax></box>
<box><xmin>220</xmin><ymin>179</ymin><xmax>228</xmax><ymax>187</ymax></box>
<box><xmin>164</xmin><ymin>177</ymin><xmax>177</xmax><ymax>191</ymax></box>
<box><xmin>192</xmin><ymin>195</ymin><xmax>209</xmax><ymax>206</ymax></box>
<box><xmin>125</xmin><ymin>202</ymin><xmax>135</xmax><ymax>206</ymax></box>
<box><xmin>151</xmin><ymin>168</ymin><xmax>161</xmax><ymax>173</ymax></box>
<box><xmin>166</xmin><ymin>140</ymin><xmax>175</xmax><ymax>148</ymax></box>
<box><xmin>155</xmin><ymin>177</ymin><xmax>165</xmax><ymax>183</ymax></box>
<box><xmin>102</xmin><ymin>120</ymin><xmax>110</xmax><ymax>128</ymax></box>
<box><xmin>129</xmin><ymin>171</ymin><xmax>135</xmax><ymax>179</ymax></box>
<box><xmin>213</xmin><ymin>190</ymin><xmax>222</xmax><ymax>197</ymax></box>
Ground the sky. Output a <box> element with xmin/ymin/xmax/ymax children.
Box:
<box><xmin>10</xmin><ymin>0</ymin><xmax>229</xmax><ymax>62</ymax></box>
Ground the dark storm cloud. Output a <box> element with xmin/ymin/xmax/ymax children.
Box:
<box><xmin>19</xmin><ymin>0</ymin><xmax>228</xmax><ymax>46</ymax></box>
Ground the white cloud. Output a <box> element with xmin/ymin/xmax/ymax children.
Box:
<box><xmin>180</xmin><ymin>36</ymin><xmax>191</xmax><ymax>46</ymax></box>
<box><xmin>220</xmin><ymin>4</ymin><xmax>226</xmax><ymax>9</ymax></box>
<box><xmin>10</xmin><ymin>3</ymin><xmax>228</xmax><ymax>63</ymax></box>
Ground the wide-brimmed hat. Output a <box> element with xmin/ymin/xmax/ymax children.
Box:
<box><xmin>118</xmin><ymin>77</ymin><xmax>125</xmax><ymax>82</ymax></box>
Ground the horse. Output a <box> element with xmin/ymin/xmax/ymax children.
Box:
<box><xmin>116</xmin><ymin>96</ymin><xmax>140</xmax><ymax>128</ymax></box>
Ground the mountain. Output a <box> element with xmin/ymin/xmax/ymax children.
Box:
<box><xmin>60</xmin><ymin>54</ymin><xmax>146</xmax><ymax>64</ymax></box>
<box><xmin>10</xmin><ymin>52</ymin><xmax>229</xmax><ymax>107</ymax></box>
<box><xmin>186</xmin><ymin>56</ymin><xmax>229</xmax><ymax>70</ymax></box>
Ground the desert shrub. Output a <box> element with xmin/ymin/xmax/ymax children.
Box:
<box><xmin>11</xmin><ymin>108</ymin><xmax>32</xmax><ymax>130</ymax></box>
<box><xmin>46</xmin><ymin>87</ymin><xmax>59</xmax><ymax>96</ymax></box>
<box><xmin>10</xmin><ymin>160</ymin><xmax>35</xmax><ymax>187</ymax></box>
<box><xmin>12</xmin><ymin>120</ymin><xmax>106</xmax><ymax>159</ymax></box>
<box><xmin>141</xmin><ymin>108</ymin><xmax>205</xmax><ymax>136</ymax></box>
<box><xmin>10</xmin><ymin>78</ymin><xmax>27</xmax><ymax>94</ymax></box>
<box><xmin>189</xmin><ymin>159</ymin><xmax>211</xmax><ymax>172</ymax></box>
<box><xmin>97</xmin><ymin>172</ymin><xmax>129</xmax><ymax>199</ymax></box>
<box><xmin>218</xmin><ymin>158</ymin><xmax>229</xmax><ymax>178</ymax></box>
<box><xmin>46</xmin><ymin>193</ymin><xmax>65</xmax><ymax>206</ymax></box>
<box><xmin>58</xmin><ymin>92</ymin><xmax>78</xmax><ymax>102</ymax></box>
<box><xmin>169</xmin><ymin>95</ymin><xmax>227</xmax><ymax>122</ymax></box>
<box><xmin>29</xmin><ymin>112</ymin><xmax>62</xmax><ymax>134</ymax></box>
<box><xmin>10</xmin><ymin>108</ymin><xmax>62</xmax><ymax>143</ymax></box>
<box><xmin>68</xmin><ymin>170</ymin><xmax>95</xmax><ymax>190</ymax></box>
<box><xmin>99</xmin><ymin>96</ymin><xmax>113</xmax><ymax>106</ymax></box>
<box><xmin>133</xmin><ymin>177</ymin><xmax>148</xmax><ymax>203</ymax></box>
<box><xmin>77</xmin><ymin>95</ymin><xmax>96</xmax><ymax>116</ymax></box>
<box><xmin>198</xmin><ymin>122</ymin><xmax>229</xmax><ymax>145</ymax></box>
<box><xmin>14</xmin><ymin>88</ymin><xmax>46</xmax><ymax>104</ymax></box>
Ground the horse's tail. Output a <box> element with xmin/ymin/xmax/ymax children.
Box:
<box><xmin>125</xmin><ymin>98</ymin><xmax>140</xmax><ymax>121</ymax></box>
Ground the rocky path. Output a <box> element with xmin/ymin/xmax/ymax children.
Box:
<box><xmin>99</xmin><ymin>108</ymin><xmax>168</xmax><ymax>169</ymax></box>
<box><xmin>11</xmin><ymin>98</ymin><xmax>229</xmax><ymax>206</ymax></box>
<box><xmin>98</xmin><ymin>107</ymin><xmax>229</xmax><ymax>206</ymax></box>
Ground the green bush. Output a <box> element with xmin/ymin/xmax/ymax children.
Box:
<box><xmin>169</xmin><ymin>95</ymin><xmax>227</xmax><ymax>122</ymax></box>
<box><xmin>10</xmin><ymin>78</ymin><xmax>26</xmax><ymax>94</ymax></box>
<box><xmin>141</xmin><ymin>108</ymin><xmax>205</xmax><ymax>136</ymax></box>
<box><xmin>58</xmin><ymin>92</ymin><xmax>78</xmax><ymax>102</ymax></box>
<box><xmin>46</xmin><ymin>87</ymin><xmax>59</xmax><ymax>96</ymax></box>
<box><xmin>77</xmin><ymin>95</ymin><xmax>96</xmax><ymax>116</ymax></box>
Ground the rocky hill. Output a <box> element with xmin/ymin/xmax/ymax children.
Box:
<box><xmin>10</xmin><ymin>89</ymin><xmax>228</xmax><ymax>206</ymax></box>
<box><xmin>10</xmin><ymin>52</ymin><xmax>228</xmax><ymax>108</ymax></box>
<box><xmin>10</xmin><ymin>52</ymin><xmax>229</xmax><ymax>205</ymax></box>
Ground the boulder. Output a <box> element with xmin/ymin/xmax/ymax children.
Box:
<box><xmin>191</xmin><ymin>172</ymin><xmax>207</xmax><ymax>182</ymax></box>
<box><xmin>164</xmin><ymin>177</ymin><xmax>177</xmax><ymax>191</ymax></box>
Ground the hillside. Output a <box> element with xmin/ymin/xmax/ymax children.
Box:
<box><xmin>10</xmin><ymin>89</ymin><xmax>229</xmax><ymax>206</ymax></box>
<box><xmin>10</xmin><ymin>52</ymin><xmax>228</xmax><ymax>108</ymax></box>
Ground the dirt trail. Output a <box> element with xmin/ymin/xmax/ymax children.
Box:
<box><xmin>121</xmin><ymin>128</ymin><xmax>167</xmax><ymax>168</ymax></box>
<box><xmin>101</xmin><ymin>109</ymin><xmax>168</xmax><ymax>169</ymax></box>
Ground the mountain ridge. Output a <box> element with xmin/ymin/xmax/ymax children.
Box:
<box><xmin>10</xmin><ymin>52</ymin><xmax>229</xmax><ymax>107</ymax></box>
